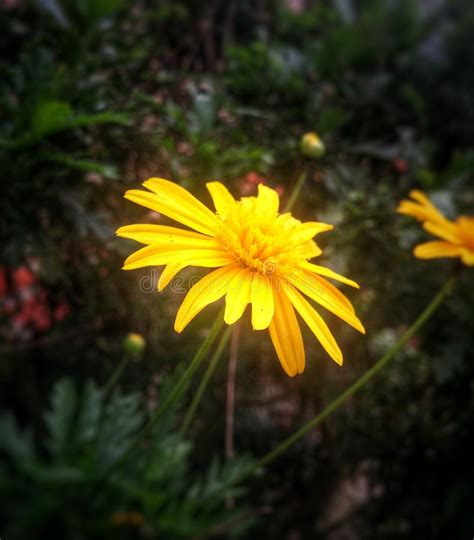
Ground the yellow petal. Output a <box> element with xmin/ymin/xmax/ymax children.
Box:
<box><xmin>408</xmin><ymin>191</ymin><xmax>445</xmax><ymax>219</ymax></box>
<box><xmin>289</xmin><ymin>269</ymin><xmax>356</xmax><ymax>313</ymax></box>
<box><xmin>276</xmin><ymin>212</ymin><xmax>295</xmax><ymax>228</ymax></box>
<box><xmin>397</xmin><ymin>200</ymin><xmax>432</xmax><ymax>222</ymax></box>
<box><xmin>461</xmin><ymin>248</ymin><xmax>474</xmax><ymax>266</ymax></box>
<box><xmin>295</xmin><ymin>242</ymin><xmax>322</xmax><ymax>259</ymax></box>
<box><xmin>174</xmin><ymin>265</ymin><xmax>239</xmax><ymax>332</ymax></box>
<box><xmin>158</xmin><ymin>262</ymin><xmax>186</xmax><ymax>291</ymax></box>
<box><xmin>144</xmin><ymin>177</ymin><xmax>217</xmax><ymax>225</ymax></box>
<box><xmin>299</xmin><ymin>261</ymin><xmax>360</xmax><ymax>288</ymax></box>
<box><xmin>268</xmin><ymin>285</ymin><xmax>305</xmax><ymax>376</ymax></box>
<box><xmin>423</xmin><ymin>220</ymin><xmax>459</xmax><ymax>244</ymax></box>
<box><xmin>250</xmin><ymin>273</ymin><xmax>274</xmax><ymax>330</ymax></box>
<box><xmin>287</xmin><ymin>272</ymin><xmax>365</xmax><ymax>334</ymax></box>
<box><xmin>224</xmin><ymin>268</ymin><xmax>252</xmax><ymax>324</ymax></box>
<box><xmin>397</xmin><ymin>201</ymin><xmax>444</xmax><ymax>224</ymax></box>
<box><xmin>414</xmin><ymin>241</ymin><xmax>463</xmax><ymax>260</ymax></box>
<box><xmin>293</xmin><ymin>222</ymin><xmax>333</xmax><ymax>242</ymax></box>
<box><xmin>123</xmin><ymin>244</ymin><xmax>234</xmax><ymax>270</ymax></box>
<box><xmin>206</xmin><ymin>182</ymin><xmax>236</xmax><ymax>216</ymax></box>
<box><xmin>125</xmin><ymin>178</ymin><xmax>218</xmax><ymax>236</ymax></box>
<box><xmin>116</xmin><ymin>224</ymin><xmax>209</xmax><ymax>245</ymax></box>
<box><xmin>397</xmin><ymin>191</ymin><xmax>447</xmax><ymax>224</ymax></box>
<box><xmin>457</xmin><ymin>216</ymin><xmax>474</xmax><ymax>236</ymax></box>
<box><xmin>284</xmin><ymin>282</ymin><xmax>342</xmax><ymax>365</ymax></box>
<box><xmin>409</xmin><ymin>190</ymin><xmax>431</xmax><ymax>204</ymax></box>
<box><xmin>256</xmin><ymin>184</ymin><xmax>279</xmax><ymax>215</ymax></box>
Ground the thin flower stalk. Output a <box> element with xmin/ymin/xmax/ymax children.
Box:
<box><xmin>100</xmin><ymin>311</ymin><xmax>225</xmax><ymax>480</ymax></box>
<box><xmin>203</xmin><ymin>276</ymin><xmax>456</xmax><ymax>499</ymax></box>
<box><xmin>257</xmin><ymin>276</ymin><xmax>455</xmax><ymax>468</ymax></box>
<box><xmin>182</xmin><ymin>324</ymin><xmax>233</xmax><ymax>433</ymax></box>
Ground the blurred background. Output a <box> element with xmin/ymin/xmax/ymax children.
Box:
<box><xmin>1</xmin><ymin>0</ymin><xmax>473</xmax><ymax>538</ymax></box>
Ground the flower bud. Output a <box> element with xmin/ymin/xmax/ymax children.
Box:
<box><xmin>300</xmin><ymin>132</ymin><xmax>325</xmax><ymax>159</ymax></box>
<box><xmin>123</xmin><ymin>332</ymin><xmax>146</xmax><ymax>356</ymax></box>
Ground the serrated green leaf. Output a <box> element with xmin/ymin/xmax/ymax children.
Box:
<box><xmin>96</xmin><ymin>391</ymin><xmax>143</xmax><ymax>467</ymax></box>
<box><xmin>74</xmin><ymin>380</ymin><xmax>103</xmax><ymax>448</ymax></box>
<box><xmin>44</xmin><ymin>378</ymin><xmax>77</xmax><ymax>459</ymax></box>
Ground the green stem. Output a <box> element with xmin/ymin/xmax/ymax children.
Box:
<box><xmin>284</xmin><ymin>168</ymin><xmax>307</xmax><ymax>212</ymax></box>
<box><xmin>205</xmin><ymin>276</ymin><xmax>455</xmax><ymax>499</ymax></box>
<box><xmin>101</xmin><ymin>310</ymin><xmax>225</xmax><ymax>479</ymax></box>
<box><xmin>257</xmin><ymin>276</ymin><xmax>456</xmax><ymax>468</ymax></box>
<box><xmin>143</xmin><ymin>309</ymin><xmax>225</xmax><ymax>435</ymax></box>
<box><xmin>182</xmin><ymin>325</ymin><xmax>233</xmax><ymax>433</ymax></box>
<box><xmin>103</xmin><ymin>355</ymin><xmax>130</xmax><ymax>399</ymax></box>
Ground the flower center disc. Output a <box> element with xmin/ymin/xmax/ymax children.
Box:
<box><xmin>217</xmin><ymin>217</ymin><xmax>285</xmax><ymax>275</ymax></box>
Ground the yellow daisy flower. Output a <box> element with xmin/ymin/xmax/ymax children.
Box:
<box><xmin>117</xmin><ymin>178</ymin><xmax>365</xmax><ymax>377</ymax></box>
<box><xmin>398</xmin><ymin>190</ymin><xmax>474</xmax><ymax>266</ymax></box>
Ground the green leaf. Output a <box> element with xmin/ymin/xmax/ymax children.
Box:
<box><xmin>22</xmin><ymin>463</ymin><xmax>85</xmax><ymax>485</ymax></box>
<box><xmin>80</xmin><ymin>0</ymin><xmax>125</xmax><ymax>22</ymax></box>
<box><xmin>31</xmin><ymin>101</ymin><xmax>75</xmax><ymax>138</ymax></box>
<box><xmin>43</xmin><ymin>152</ymin><xmax>119</xmax><ymax>179</ymax></box>
<box><xmin>96</xmin><ymin>391</ymin><xmax>143</xmax><ymax>467</ymax></box>
<box><xmin>74</xmin><ymin>380</ymin><xmax>103</xmax><ymax>448</ymax></box>
<box><xmin>0</xmin><ymin>413</ymin><xmax>35</xmax><ymax>461</ymax></box>
<box><xmin>44</xmin><ymin>378</ymin><xmax>77</xmax><ymax>459</ymax></box>
<box><xmin>28</xmin><ymin>100</ymin><xmax>130</xmax><ymax>142</ymax></box>
<box><xmin>66</xmin><ymin>110</ymin><xmax>131</xmax><ymax>129</ymax></box>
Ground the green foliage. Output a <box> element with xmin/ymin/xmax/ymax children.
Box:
<box><xmin>0</xmin><ymin>378</ymin><xmax>253</xmax><ymax>539</ymax></box>
<box><xmin>0</xmin><ymin>413</ymin><xmax>35</xmax><ymax>461</ymax></box>
<box><xmin>28</xmin><ymin>100</ymin><xmax>129</xmax><ymax>142</ymax></box>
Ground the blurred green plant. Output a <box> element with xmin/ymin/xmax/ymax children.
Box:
<box><xmin>0</xmin><ymin>377</ymin><xmax>254</xmax><ymax>539</ymax></box>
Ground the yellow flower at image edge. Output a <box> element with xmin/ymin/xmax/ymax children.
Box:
<box><xmin>398</xmin><ymin>190</ymin><xmax>474</xmax><ymax>266</ymax></box>
<box><xmin>117</xmin><ymin>178</ymin><xmax>365</xmax><ymax>377</ymax></box>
